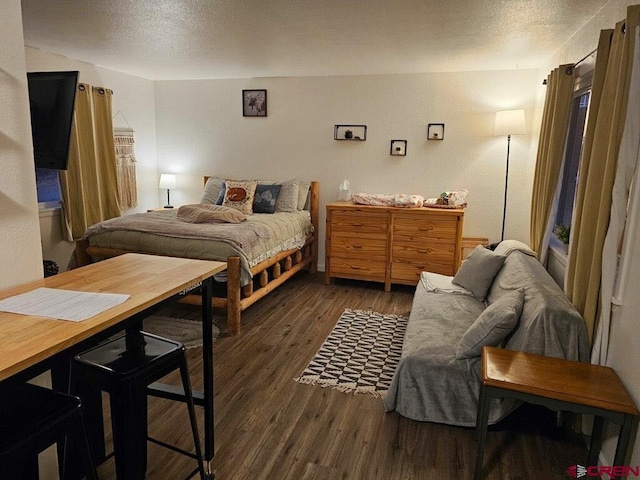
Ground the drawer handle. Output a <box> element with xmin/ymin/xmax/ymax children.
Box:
<box><xmin>352</xmin><ymin>223</ymin><xmax>364</xmax><ymax>227</ymax></box>
<box><xmin>352</xmin><ymin>244</ymin><xmax>363</xmax><ymax>249</ymax></box>
<box><xmin>419</xmin><ymin>226</ymin><xmax>434</xmax><ymax>231</ymax></box>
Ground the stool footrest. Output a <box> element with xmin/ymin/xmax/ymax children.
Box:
<box><xmin>147</xmin><ymin>382</ymin><xmax>205</xmax><ymax>406</ymax></box>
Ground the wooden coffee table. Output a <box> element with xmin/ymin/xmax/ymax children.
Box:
<box><xmin>474</xmin><ymin>346</ymin><xmax>639</xmax><ymax>480</ymax></box>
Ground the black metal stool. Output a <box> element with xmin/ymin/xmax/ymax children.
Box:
<box><xmin>0</xmin><ymin>382</ymin><xmax>97</xmax><ymax>480</ymax></box>
<box><xmin>70</xmin><ymin>331</ymin><xmax>205</xmax><ymax>480</ymax></box>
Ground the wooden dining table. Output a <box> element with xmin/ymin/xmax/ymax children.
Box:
<box><xmin>0</xmin><ymin>253</ymin><xmax>226</xmax><ymax>479</ymax></box>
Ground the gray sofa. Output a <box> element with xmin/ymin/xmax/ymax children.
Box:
<box><xmin>383</xmin><ymin>241</ymin><xmax>590</xmax><ymax>426</ymax></box>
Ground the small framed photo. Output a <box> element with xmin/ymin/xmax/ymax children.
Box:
<box><xmin>390</xmin><ymin>139</ymin><xmax>407</xmax><ymax>156</ymax></box>
<box><xmin>428</xmin><ymin>123</ymin><xmax>445</xmax><ymax>140</ymax></box>
<box><xmin>242</xmin><ymin>89</ymin><xmax>267</xmax><ymax>117</ymax></box>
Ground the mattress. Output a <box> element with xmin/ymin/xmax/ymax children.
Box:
<box><xmin>83</xmin><ymin>209</ymin><xmax>314</xmax><ymax>285</ymax></box>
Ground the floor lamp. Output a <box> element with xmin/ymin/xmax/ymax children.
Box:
<box><xmin>494</xmin><ymin>109</ymin><xmax>526</xmax><ymax>242</ymax></box>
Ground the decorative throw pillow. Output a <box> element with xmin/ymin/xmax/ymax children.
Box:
<box><xmin>452</xmin><ymin>245</ymin><xmax>506</xmax><ymax>300</ymax></box>
<box><xmin>455</xmin><ymin>289</ymin><xmax>525</xmax><ymax>359</ymax></box>
<box><xmin>297</xmin><ymin>180</ymin><xmax>311</xmax><ymax>210</ymax></box>
<box><xmin>274</xmin><ymin>178</ymin><xmax>300</xmax><ymax>213</ymax></box>
<box><xmin>253</xmin><ymin>184</ymin><xmax>281</xmax><ymax>214</ymax></box>
<box><xmin>222</xmin><ymin>180</ymin><xmax>257</xmax><ymax>215</ymax></box>
<box><xmin>199</xmin><ymin>177</ymin><xmax>225</xmax><ymax>204</ymax></box>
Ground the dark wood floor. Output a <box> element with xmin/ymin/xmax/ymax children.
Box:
<box><xmin>95</xmin><ymin>272</ymin><xmax>591</xmax><ymax>479</ymax></box>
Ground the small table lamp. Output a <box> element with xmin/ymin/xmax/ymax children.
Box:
<box><xmin>158</xmin><ymin>173</ymin><xmax>176</xmax><ymax>208</ymax></box>
<box><xmin>494</xmin><ymin>109</ymin><xmax>526</xmax><ymax>242</ymax></box>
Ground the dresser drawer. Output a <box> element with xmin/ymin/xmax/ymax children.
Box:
<box><xmin>330</xmin><ymin>257</ymin><xmax>386</xmax><ymax>282</ymax></box>
<box><xmin>392</xmin><ymin>242</ymin><xmax>456</xmax><ymax>263</ymax></box>
<box><xmin>393</xmin><ymin>216</ymin><xmax>458</xmax><ymax>242</ymax></box>
<box><xmin>330</xmin><ymin>234</ymin><xmax>387</xmax><ymax>260</ymax></box>
<box><xmin>330</xmin><ymin>211</ymin><xmax>388</xmax><ymax>235</ymax></box>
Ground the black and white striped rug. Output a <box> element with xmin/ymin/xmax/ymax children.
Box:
<box><xmin>294</xmin><ymin>309</ymin><xmax>408</xmax><ymax>398</ymax></box>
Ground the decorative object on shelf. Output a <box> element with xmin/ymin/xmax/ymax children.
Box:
<box><xmin>158</xmin><ymin>173</ymin><xmax>176</xmax><ymax>209</ymax></box>
<box><xmin>334</xmin><ymin>125</ymin><xmax>367</xmax><ymax>141</ymax></box>
<box><xmin>428</xmin><ymin>123</ymin><xmax>445</xmax><ymax>140</ymax></box>
<box><xmin>242</xmin><ymin>89</ymin><xmax>267</xmax><ymax>117</ymax></box>
<box><xmin>390</xmin><ymin>140</ymin><xmax>407</xmax><ymax>156</ymax></box>
<box><xmin>494</xmin><ymin>109</ymin><xmax>526</xmax><ymax>241</ymax></box>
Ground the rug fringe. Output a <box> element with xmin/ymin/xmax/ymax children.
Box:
<box><xmin>344</xmin><ymin>308</ymin><xmax>408</xmax><ymax>321</ymax></box>
<box><xmin>293</xmin><ymin>377</ymin><xmax>387</xmax><ymax>398</ymax></box>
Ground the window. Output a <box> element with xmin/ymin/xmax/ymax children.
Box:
<box><xmin>36</xmin><ymin>167</ymin><xmax>61</xmax><ymax>206</ymax></box>
<box><xmin>554</xmin><ymin>90</ymin><xmax>590</xmax><ymax>230</ymax></box>
<box><xmin>550</xmin><ymin>64</ymin><xmax>593</xmax><ymax>250</ymax></box>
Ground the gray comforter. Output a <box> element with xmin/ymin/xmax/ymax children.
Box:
<box><xmin>383</xmin><ymin>250</ymin><xmax>589</xmax><ymax>426</ymax></box>
<box><xmin>82</xmin><ymin>210</ymin><xmax>313</xmax><ymax>285</ymax></box>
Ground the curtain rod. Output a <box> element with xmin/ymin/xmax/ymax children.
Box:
<box><xmin>542</xmin><ymin>48</ymin><xmax>597</xmax><ymax>85</ymax></box>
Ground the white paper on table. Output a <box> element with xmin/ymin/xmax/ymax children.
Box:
<box><xmin>0</xmin><ymin>288</ymin><xmax>130</xmax><ymax>322</ymax></box>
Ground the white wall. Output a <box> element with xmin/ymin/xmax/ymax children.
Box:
<box><xmin>154</xmin><ymin>70</ymin><xmax>541</xmax><ymax>268</ymax></box>
<box><xmin>0</xmin><ymin>0</ymin><xmax>43</xmax><ymax>288</ymax></box>
<box><xmin>1</xmin><ymin>2</ymin><xmax>56</xmax><ymax>475</ymax></box>
<box><xmin>24</xmin><ymin>47</ymin><xmax>158</xmax><ymax>268</ymax></box>
<box><xmin>543</xmin><ymin>0</ymin><xmax>640</xmax><ymax>469</ymax></box>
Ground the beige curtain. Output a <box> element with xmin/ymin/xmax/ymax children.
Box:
<box><xmin>529</xmin><ymin>65</ymin><xmax>575</xmax><ymax>257</ymax></box>
<box><xmin>60</xmin><ymin>84</ymin><xmax>121</xmax><ymax>241</ymax></box>
<box><xmin>566</xmin><ymin>13</ymin><xmax>638</xmax><ymax>343</ymax></box>
<box><xmin>114</xmin><ymin>128</ymin><xmax>138</xmax><ymax>210</ymax></box>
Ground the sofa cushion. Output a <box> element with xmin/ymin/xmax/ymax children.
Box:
<box><xmin>455</xmin><ymin>289</ymin><xmax>524</xmax><ymax>359</ymax></box>
<box><xmin>452</xmin><ymin>245</ymin><xmax>506</xmax><ymax>300</ymax></box>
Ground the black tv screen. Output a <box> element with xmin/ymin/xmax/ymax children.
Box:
<box><xmin>27</xmin><ymin>71</ymin><xmax>79</xmax><ymax>170</ymax></box>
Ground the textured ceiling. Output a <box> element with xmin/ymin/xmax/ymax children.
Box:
<box><xmin>21</xmin><ymin>0</ymin><xmax>607</xmax><ymax>81</ymax></box>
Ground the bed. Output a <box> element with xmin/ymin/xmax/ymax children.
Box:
<box><xmin>75</xmin><ymin>177</ymin><xmax>319</xmax><ymax>335</ymax></box>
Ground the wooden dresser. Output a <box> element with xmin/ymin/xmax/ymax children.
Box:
<box><xmin>325</xmin><ymin>202</ymin><xmax>464</xmax><ymax>291</ymax></box>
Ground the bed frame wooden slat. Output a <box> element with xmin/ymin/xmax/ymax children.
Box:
<box><xmin>75</xmin><ymin>180</ymin><xmax>319</xmax><ymax>335</ymax></box>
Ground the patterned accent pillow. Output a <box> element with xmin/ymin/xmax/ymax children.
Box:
<box><xmin>253</xmin><ymin>184</ymin><xmax>282</xmax><ymax>214</ymax></box>
<box><xmin>222</xmin><ymin>180</ymin><xmax>257</xmax><ymax>214</ymax></box>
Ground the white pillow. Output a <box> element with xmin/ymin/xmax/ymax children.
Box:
<box><xmin>274</xmin><ymin>178</ymin><xmax>300</xmax><ymax>213</ymax></box>
<box><xmin>297</xmin><ymin>180</ymin><xmax>311</xmax><ymax>210</ymax></box>
<box><xmin>200</xmin><ymin>177</ymin><xmax>225</xmax><ymax>204</ymax></box>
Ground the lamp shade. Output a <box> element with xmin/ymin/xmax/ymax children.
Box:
<box><xmin>158</xmin><ymin>173</ymin><xmax>176</xmax><ymax>190</ymax></box>
<box><xmin>494</xmin><ymin>109</ymin><xmax>526</xmax><ymax>136</ymax></box>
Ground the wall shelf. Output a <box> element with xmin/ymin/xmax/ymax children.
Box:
<box><xmin>334</xmin><ymin>125</ymin><xmax>367</xmax><ymax>141</ymax></box>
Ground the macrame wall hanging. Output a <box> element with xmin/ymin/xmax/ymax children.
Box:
<box><xmin>114</xmin><ymin>122</ymin><xmax>138</xmax><ymax>210</ymax></box>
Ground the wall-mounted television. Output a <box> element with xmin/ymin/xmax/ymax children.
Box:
<box><xmin>27</xmin><ymin>71</ymin><xmax>79</xmax><ymax>170</ymax></box>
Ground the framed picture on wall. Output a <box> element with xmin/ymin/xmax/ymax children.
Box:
<box><xmin>242</xmin><ymin>89</ymin><xmax>267</xmax><ymax>117</ymax></box>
